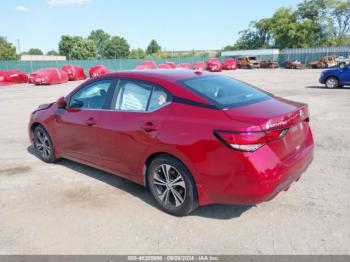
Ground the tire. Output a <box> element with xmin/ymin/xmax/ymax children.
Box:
<box><xmin>325</xmin><ymin>77</ymin><xmax>339</xmax><ymax>89</ymax></box>
<box><xmin>147</xmin><ymin>155</ymin><xmax>198</xmax><ymax>216</ymax></box>
<box><xmin>33</xmin><ymin>125</ymin><xmax>56</xmax><ymax>163</ymax></box>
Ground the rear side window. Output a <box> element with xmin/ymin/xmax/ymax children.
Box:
<box><xmin>113</xmin><ymin>80</ymin><xmax>171</xmax><ymax>112</ymax></box>
<box><xmin>148</xmin><ymin>87</ymin><xmax>170</xmax><ymax>111</ymax></box>
<box><xmin>178</xmin><ymin>75</ymin><xmax>271</xmax><ymax>109</ymax></box>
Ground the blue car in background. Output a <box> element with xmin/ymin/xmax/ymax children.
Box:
<box><xmin>319</xmin><ymin>65</ymin><xmax>350</xmax><ymax>88</ymax></box>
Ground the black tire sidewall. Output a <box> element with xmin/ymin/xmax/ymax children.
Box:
<box><xmin>147</xmin><ymin>155</ymin><xmax>197</xmax><ymax>216</ymax></box>
<box><xmin>33</xmin><ymin>126</ymin><xmax>56</xmax><ymax>163</ymax></box>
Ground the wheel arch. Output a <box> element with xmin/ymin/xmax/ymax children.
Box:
<box><xmin>325</xmin><ymin>75</ymin><xmax>340</xmax><ymax>83</ymax></box>
<box><xmin>30</xmin><ymin>122</ymin><xmax>43</xmax><ymax>132</ymax></box>
<box><xmin>29</xmin><ymin>122</ymin><xmax>45</xmax><ymax>144</ymax></box>
<box><xmin>143</xmin><ymin>151</ymin><xmax>197</xmax><ymax>186</ymax></box>
<box><xmin>30</xmin><ymin>121</ymin><xmax>60</xmax><ymax>159</ymax></box>
<box><xmin>142</xmin><ymin>151</ymin><xmax>200</xmax><ymax>206</ymax></box>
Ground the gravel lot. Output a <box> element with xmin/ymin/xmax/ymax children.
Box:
<box><xmin>0</xmin><ymin>69</ymin><xmax>349</xmax><ymax>255</ymax></box>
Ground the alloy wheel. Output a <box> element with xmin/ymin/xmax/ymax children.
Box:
<box><xmin>35</xmin><ymin>130</ymin><xmax>52</xmax><ymax>160</ymax></box>
<box><xmin>326</xmin><ymin>78</ymin><xmax>338</xmax><ymax>88</ymax></box>
<box><xmin>152</xmin><ymin>164</ymin><xmax>186</xmax><ymax>208</ymax></box>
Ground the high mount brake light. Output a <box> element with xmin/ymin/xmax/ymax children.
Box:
<box><xmin>214</xmin><ymin>129</ymin><xmax>288</xmax><ymax>152</ymax></box>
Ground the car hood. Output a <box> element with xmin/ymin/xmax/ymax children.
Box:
<box><xmin>322</xmin><ymin>68</ymin><xmax>340</xmax><ymax>74</ymax></box>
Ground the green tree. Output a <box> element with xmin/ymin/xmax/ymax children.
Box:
<box><xmin>224</xmin><ymin>0</ymin><xmax>350</xmax><ymax>50</ymax></box>
<box><xmin>153</xmin><ymin>50</ymin><xmax>169</xmax><ymax>58</ymax></box>
<box><xmin>46</xmin><ymin>50</ymin><xmax>59</xmax><ymax>56</ymax></box>
<box><xmin>268</xmin><ymin>8</ymin><xmax>298</xmax><ymax>48</ymax></box>
<box><xmin>146</xmin><ymin>39</ymin><xmax>161</xmax><ymax>55</ymax></box>
<box><xmin>331</xmin><ymin>0</ymin><xmax>350</xmax><ymax>37</ymax></box>
<box><xmin>270</xmin><ymin>5</ymin><xmax>340</xmax><ymax>48</ymax></box>
<box><xmin>223</xmin><ymin>44</ymin><xmax>236</xmax><ymax>51</ymax></box>
<box><xmin>129</xmin><ymin>48</ymin><xmax>146</xmax><ymax>58</ymax></box>
<box><xmin>58</xmin><ymin>35</ymin><xmax>82</xmax><ymax>59</ymax></box>
<box><xmin>88</xmin><ymin>29</ymin><xmax>111</xmax><ymax>58</ymax></box>
<box><xmin>296</xmin><ymin>0</ymin><xmax>335</xmax><ymax>46</ymax></box>
<box><xmin>70</xmin><ymin>39</ymin><xmax>97</xmax><ymax>60</ymax></box>
<box><xmin>227</xmin><ymin>5</ymin><xmax>336</xmax><ymax>50</ymax></box>
<box><xmin>104</xmin><ymin>36</ymin><xmax>130</xmax><ymax>59</ymax></box>
<box><xmin>27</xmin><ymin>48</ymin><xmax>43</xmax><ymax>55</ymax></box>
<box><xmin>0</xmin><ymin>37</ymin><xmax>17</xmax><ymax>60</ymax></box>
<box><xmin>224</xmin><ymin>19</ymin><xmax>273</xmax><ymax>50</ymax></box>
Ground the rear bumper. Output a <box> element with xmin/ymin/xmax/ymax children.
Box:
<box><xmin>196</xmin><ymin>129</ymin><xmax>314</xmax><ymax>206</ymax></box>
<box><xmin>260</xmin><ymin>149</ymin><xmax>313</xmax><ymax>203</ymax></box>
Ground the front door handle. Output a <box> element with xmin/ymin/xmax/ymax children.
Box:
<box><xmin>141</xmin><ymin>122</ymin><xmax>158</xmax><ymax>132</ymax></box>
<box><xmin>85</xmin><ymin>117</ymin><xmax>96</xmax><ymax>126</ymax></box>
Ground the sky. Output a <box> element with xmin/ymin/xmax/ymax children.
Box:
<box><xmin>0</xmin><ymin>0</ymin><xmax>304</xmax><ymax>53</ymax></box>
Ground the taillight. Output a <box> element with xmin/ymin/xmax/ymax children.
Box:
<box><xmin>214</xmin><ymin>129</ymin><xmax>288</xmax><ymax>152</ymax></box>
<box><xmin>301</xmin><ymin>106</ymin><xmax>310</xmax><ymax>122</ymax></box>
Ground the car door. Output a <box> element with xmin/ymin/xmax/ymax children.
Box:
<box><xmin>98</xmin><ymin>79</ymin><xmax>172</xmax><ymax>177</ymax></box>
<box><xmin>54</xmin><ymin>79</ymin><xmax>115</xmax><ymax>165</ymax></box>
<box><xmin>340</xmin><ymin>66</ymin><xmax>350</xmax><ymax>85</ymax></box>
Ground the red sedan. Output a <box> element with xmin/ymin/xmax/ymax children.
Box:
<box><xmin>177</xmin><ymin>63</ymin><xmax>192</xmax><ymax>70</ymax></box>
<box><xmin>192</xmin><ymin>61</ymin><xmax>207</xmax><ymax>71</ymax></box>
<box><xmin>223</xmin><ymin>58</ymin><xmax>237</xmax><ymax>70</ymax></box>
<box><xmin>0</xmin><ymin>70</ymin><xmax>28</xmax><ymax>85</ymax></box>
<box><xmin>62</xmin><ymin>65</ymin><xmax>87</xmax><ymax>81</ymax></box>
<box><xmin>29</xmin><ymin>70</ymin><xmax>314</xmax><ymax>216</ymax></box>
<box><xmin>158</xmin><ymin>63</ymin><xmax>173</xmax><ymax>69</ymax></box>
<box><xmin>135</xmin><ymin>61</ymin><xmax>158</xmax><ymax>70</ymax></box>
<box><xmin>89</xmin><ymin>65</ymin><xmax>110</xmax><ymax>78</ymax></box>
<box><xmin>207</xmin><ymin>58</ymin><xmax>223</xmax><ymax>72</ymax></box>
<box><xmin>28</xmin><ymin>68</ymin><xmax>68</xmax><ymax>85</ymax></box>
<box><xmin>165</xmin><ymin>62</ymin><xmax>177</xmax><ymax>69</ymax></box>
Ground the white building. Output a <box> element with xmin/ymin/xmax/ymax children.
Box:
<box><xmin>20</xmin><ymin>55</ymin><xmax>66</xmax><ymax>61</ymax></box>
<box><xmin>221</xmin><ymin>49</ymin><xmax>280</xmax><ymax>57</ymax></box>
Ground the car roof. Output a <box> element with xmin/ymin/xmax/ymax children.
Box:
<box><xmin>99</xmin><ymin>69</ymin><xmax>213</xmax><ymax>83</ymax></box>
<box><xmin>87</xmin><ymin>70</ymin><xmax>217</xmax><ymax>106</ymax></box>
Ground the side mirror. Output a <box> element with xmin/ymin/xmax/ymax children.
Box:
<box><xmin>56</xmin><ymin>96</ymin><xmax>67</xmax><ymax>109</ymax></box>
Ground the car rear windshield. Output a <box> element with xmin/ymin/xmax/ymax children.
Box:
<box><xmin>178</xmin><ymin>75</ymin><xmax>271</xmax><ymax>109</ymax></box>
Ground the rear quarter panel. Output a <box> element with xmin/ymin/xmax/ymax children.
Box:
<box><xmin>140</xmin><ymin>103</ymin><xmax>260</xmax><ymax>185</ymax></box>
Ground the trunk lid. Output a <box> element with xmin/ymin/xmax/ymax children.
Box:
<box><xmin>224</xmin><ymin>97</ymin><xmax>310</xmax><ymax>159</ymax></box>
<box><xmin>224</xmin><ymin>97</ymin><xmax>308</xmax><ymax>131</ymax></box>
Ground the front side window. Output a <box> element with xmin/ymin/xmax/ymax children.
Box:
<box><xmin>69</xmin><ymin>80</ymin><xmax>112</xmax><ymax>109</ymax></box>
<box><xmin>178</xmin><ymin>75</ymin><xmax>271</xmax><ymax>109</ymax></box>
<box><xmin>113</xmin><ymin>80</ymin><xmax>171</xmax><ymax>112</ymax></box>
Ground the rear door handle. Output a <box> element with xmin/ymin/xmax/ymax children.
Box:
<box><xmin>85</xmin><ymin>117</ymin><xmax>97</xmax><ymax>126</ymax></box>
<box><xmin>141</xmin><ymin>122</ymin><xmax>158</xmax><ymax>132</ymax></box>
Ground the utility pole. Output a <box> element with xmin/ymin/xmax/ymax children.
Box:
<box><xmin>17</xmin><ymin>39</ymin><xmax>21</xmax><ymax>54</ymax></box>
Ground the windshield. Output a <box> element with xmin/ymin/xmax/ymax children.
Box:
<box><xmin>178</xmin><ymin>75</ymin><xmax>271</xmax><ymax>109</ymax></box>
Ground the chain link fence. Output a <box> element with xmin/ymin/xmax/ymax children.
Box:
<box><xmin>1</xmin><ymin>46</ymin><xmax>350</xmax><ymax>73</ymax></box>
<box><xmin>278</xmin><ymin>46</ymin><xmax>350</xmax><ymax>66</ymax></box>
<box><xmin>222</xmin><ymin>46</ymin><xmax>350</xmax><ymax>67</ymax></box>
<box><xmin>0</xmin><ymin>56</ymin><xmax>208</xmax><ymax>74</ymax></box>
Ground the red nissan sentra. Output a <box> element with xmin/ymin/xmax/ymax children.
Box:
<box><xmin>28</xmin><ymin>70</ymin><xmax>314</xmax><ymax>216</ymax></box>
